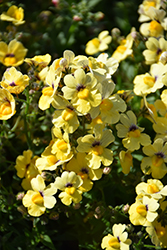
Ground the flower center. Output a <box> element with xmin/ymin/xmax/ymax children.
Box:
<box><xmin>152</xmin><ymin>153</ymin><xmax>164</xmax><ymax>167</ymax></box>
<box><xmin>128</xmin><ymin>125</ymin><xmax>140</xmax><ymax>138</ymax></box>
<box><xmin>116</xmin><ymin>45</ymin><xmax>127</xmax><ymax>54</ymax></box>
<box><xmin>149</xmin><ymin>20</ymin><xmax>163</xmax><ymax>37</ymax></box>
<box><xmin>9</xmin><ymin>81</ymin><xmax>16</xmax><ymax>86</ymax></box>
<box><xmin>65</xmin><ymin>186</ymin><xmax>76</xmax><ymax>195</ymax></box>
<box><xmin>32</xmin><ymin>192</ymin><xmax>44</xmax><ymax>206</ymax></box>
<box><xmin>0</xmin><ymin>100</ymin><xmax>12</xmax><ymax>115</ymax></box>
<box><xmin>144</xmin><ymin>1</ymin><xmax>156</xmax><ymax>11</ymax></box>
<box><xmin>100</xmin><ymin>99</ymin><xmax>113</xmax><ymax>111</ymax></box>
<box><xmin>62</xmin><ymin>108</ymin><xmax>75</xmax><ymax>121</ymax></box>
<box><xmin>56</xmin><ymin>139</ymin><xmax>68</xmax><ymax>151</ymax></box>
<box><xmin>156</xmin><ymin>226</ymin><xmax>166</xmax><ymax>238</ymax></box>
<box><xmin>91</xmin><ymin>141</ymin><xmax>103</xmax><ymax>156</ymax></box>
<box><xmin>147</xmin><ymin>184</ymin><xmax>159</xmax><ymax>194</ymax></box>
<box><xmin>47</xmin><ymin>155</ymin><xmax>58</xmax><ymax>165</ymax></box>
<box><xmin>4</xmin><ymin>53</ymin><xmax>16</xmax><ymax>66</ymax></box>
<box><xmin>78</xmin><ymin>88</ymin><xmax>89</xmax><ymax>99</ymax></box>
<box><xmin>78</xmin><ymin>167</ymin><xmax>89</xmax><ymax>180</ymax></box>
<box><xmin>136</xmin><ymin>204</ymin><xmax>147</xmax><ymax>217</ymax></box>
<box><xmin>92</xmin><ymin>38</ymin><xmax>100</xmax><ymax>48</ymax></box>
<box><xmin>108</xmin><ymin>237</ymin><xmax>120</xmax><ymax>249</ymax></box>
<box><xmin>143</xmin><ymin>75</ymin><xmax>155</xmax><ymax>87</ymax></box>
<box><xmin>42</xmin><ymin>86</ymin><xmax>54</xmax><ymax>96</ymax></box>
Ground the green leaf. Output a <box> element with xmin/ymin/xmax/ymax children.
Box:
<box><xmin>40</xmin><ymin>235</ymin><xmax>56</xmax><ymax>250</ymax></box>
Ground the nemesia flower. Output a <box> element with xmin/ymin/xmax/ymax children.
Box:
<box><xmin>0</xmin><ymin>88</ymin><xmax>15</xmax><ymax>120</ymax></box>
<box><xmin>77</xmin><ymin>125</ymin><xmax>114</xmax><ymax>169</ymax></box>
<box><xmin>65</xmin><ymin>152</ymin><xmax>103</xmax><ymax>192</ymax></box>
<box><xmin>0</xmin><ymin>5</ymin><xmax>25</xmax><ymax>26</ymax></box>
<box><xmin>0</xmin><ymin>67</ymin><xmax>29</xmax><ymax>94</ymax></box>
<box><xmin>0</xmin><ymin>39</ymin><xmax>27</xmax><ymax>67</ymax></box>
<box><xmin>15</xmin><ymin>149</ymin><xmax>40</xmax><ymax>190</ymax></box>
<box><xmin>54</xmin><ymin>171</ymin><xmax>83</xmax><ymax>206</ymax></box>
<box><xmin>146</xmin><ymin>219</ymin><xmax>167</xmax><ymax>248</ymax></box>
<box><xmin>138</xmin><ymin>0</ymin><xmax>161</xmax><ymax>22</ymax></box>
<box><xmin>22</xmin><ymin>175</ymin><xmax>57</xmax><ymax>217</ymax></box>
<box><xmin>24</xmin><ymin>54</ymin><xmax>51</xmax><ymax>71</ymax></box>
<box><xmin>136</xmin><ymin>179</ymin><xmax>167</xmax><ymax>200</ymax></box>
<box><xmin>141</xmin><ymin>138</ymin><xmax>167</xmax><ymax>179</ymax></box>
<box><xmin>52</xmin><ymin>95</ymin><xmax>79</xmax><ymax>134</ymax></box>
<box><xmin>62</xmin><ymin>68</ymin><xmax>102</xmax><ymax>114</ymax></box>
<box><xmin>119</xmin><ymin>150</ymin><xmax>133</xmax><ymax>174</ymax></box>
<box><xmin>116</xmin><ymin>110</ymin><xmax>151</xmax><ymax>151</ymax></box>
<box><xmin>51</xmin><ymin>126</ymin><xmax>73</xmax><ymax>162</ymax></box>
<box><xmin>153</xmin><ymin>117</ymin><xmax>167</xmax><ymax>141</ymax></box>
<box><xmin>85</xmin><ymin>30</ymin><xmax>112</xmax><ymax>55</ymax></box>
<box><xmin>35</xmin><ymin>143</ymin><xmax>64</xmax><ymax>172</ymax></box>
<box><xmin>112</xmin><ymin>28</ymin><xmax>135</xmax><ymax>62</ymax></box>
<box><xmin>101</xmin><ymin>224</ymin><xmax>132</xmax><ymax>250</ymax></box>
<box><xmin>133</xmin><ymin>63</ymin><xmax>167</xmax><ymax>96</ymax></box>
<box><xmin>95</xmin><ymin>53</ymin><xmax>119</xmax><ymax>77</ymax></box>
<box><xmin>129</xmin><ymin>195</ymin><xmax>159</xmax><ymax>226</ymax></box>
<box><xmin>139</xmin><ymin>8</ymin><xmax>165</xmax><ymax>37</ymax></box>
<box><xmin>51</xmin><ymin>50</ymin><xmax>76</xmax><ymax>76</ymax></box>
<box><xmin>143</xmin><ymin>37</ymin><xmax>167</xmax><ymax>65</ymax></box>
<box><xmin>38</xmin><ymin>66</ymin><xmax>60</xmax><ymax>110</ymax></box>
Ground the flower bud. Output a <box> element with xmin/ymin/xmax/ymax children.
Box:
<box><xmin>73</xmin><ymin>15</ymin><xmax>82</xmax><ymax>21</ymax></box>
<box><xmin>103</xmin><ymin>167</ymin><xmax>111</xmax><ymax>175</ymax></box>
<box><xmin>159</xmin><ymin>51</ymin><xmax>167</xmax><ymax>65</ymax></box>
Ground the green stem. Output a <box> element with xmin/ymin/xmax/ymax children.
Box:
<box><xmin>23</xmin><ymin>89</ymin><xmax>32</xmax><ymax>150</ymax></box>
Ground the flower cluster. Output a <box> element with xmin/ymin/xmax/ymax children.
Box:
<box><xmin>2</xmin><ymin>1</ymin><xmax>167</xmax><ymax>249</ymax></box>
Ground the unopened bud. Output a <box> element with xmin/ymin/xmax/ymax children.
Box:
<box><xmin>73</xmin><ymin>15</ymin><xmax>82</xmax><ymax>21</ymax></box>
<box><xmin>122</xmin><ymin>204</ymin><xmax>130</xmax><ymax>213</ymax></box>
<box><xmin>111</xmin><ymin>28</ymin><xmax>121</xmax><ymax>39</ymax></box>
<box><xmin>59</xmin><ymin>58</ymin><xmax>68</xmax><ymax>67</ymax></box>
<box><xmin>16</xmin><ymin>192</ymin><xmax>25</xmax><ymax>200</ymax></box>
<box><xmin>131</xmin><ymin>31</ymin><xmax>138</xmax><ymax>40</ymax></box>
<box><xmin>159</xmin><ymin>51</ymin><xmax>167</xmax><ymax>64</ymax></box>
<box><xmin>103</xmin><ymin>167</ymin><xmax>111</xmax><ymax>175</ymax></box>
<box><xmin>49</xmin><ymin>212</ymin><xmax>59</xmax><ymax>220</ymax></box>
<box><xmin>73</xmin><ymin>203</ymin><xmax>81</xmax><ymax>209</ymax></box>
<box><xmin>94</xmin><ymin>11</ymin><xmax>104</xmax><ymax>21</ymax></box>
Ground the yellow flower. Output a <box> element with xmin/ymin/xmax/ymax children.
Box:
<box><xmin>62</xmin><ymin>68</ymin><xmax>102</xmax><ymax>115</ymax></box>
<box><xmin>85</xmin><ymin>30</ymin><xmax>112</xmax><ymax>55</ymax></box>
<box><xmin>38</xmin><ymin>66</ymin><xmax>60</xmax><ymax>110</ymax></box>
<box><xmin>138</xmin><ymin>0</ymin><xmax>161</xmax><ymax>22</ymax></box>
<box><xmin>0</xmin><ymin>67</ymin><xmax>29</xmax><ymax>94</ymax></box>
<box><xmin>54</xmin><ymin>171</ymin><xmax>83</xmax><ymax>206</ymax></box>
<box><xmin>141</xmin><ymin>138</ymin><xmax>167</xmax><ymax>179</ymax></box>
<box><xmin>146</xmin><ymin>219</ymin><xmax>167</xmax><ymax>248</ymax></box>
<box><xmin>65</xmin><ymin>152</ymin><xmax>103</xmax><ymax>192</ymax></box>
<box><xmin>0</xmin><ymin>88</ymin><xmax>15</xmax><ymax>120</ymax></box>
<box><xmin>52</xmin><ymin>95</ymin><xmax>79</xmax><ymax>134</ymax></box>
<box><xmin>119</xmin><ymin>150</ymin><xmax>133</xmax><ymax>174</ymax></box>
<box><xmin>22</xmin><ymin>175</ymin><xmax>57</xmax><ymax>217</ymax></box>
<box><xmin>51</xmin><ymin>127</ymin><xmax>73</xmax><ymax>162</ymax></box>
<box><xmin>139</xmin><ymin>8</ymin><xmax>165</xmax><ymax>37</ymax></box>
<box><xmin>143</xmin><ymin>37</ymin><xmax>167</xmax><ymax>65</ymax></box>
<box><xmin>0</xmin><ymin>39</ymin><xmax>27</xmax><ymax>67</ymax></box>
<box><xmin>136</xmin><ymin>179</ymin><xmax>167</xmax><ymax>200</ymax></box>
<box><xmin>112</xmin><ymin>28</ymin><xmax>135</xmax><ymax>62</ymax></box>
<box><xmin>153</xmin><ymin>117</ymin><xmax>167</xmax><ymax>141</ymax></box>
<box><xmin>101</xmin><ymin>224</ymin><xmax>132</xmax><ymax>250</ymax></box>
<box><xmin>35</xmin><ymin>142</ymin><xmax>64</xmax><ymax>172</ymax></box>
<box><xmin>25</xmin><ymin>53</ymin><xmax>51</xmax><ymax>74</ymax></box>
<box><xmin>0</xmin><ymin>5</ymin><xmax>25</xmax><ymax>26</ymax></box>
<box><xmin>133</xmin><ymin>63</ymin><xmax>167</xmax><ymax>96</ymax></box>
<box><xmin>129</xmin><ymin>195</ymin><xmax>159</xmax><ymax>226</ymax></box>
<box><xmin>15</xmin><ymin>149</ymin><xmax>40</xmax><ymax>190</ymax></box>
<box><xmin>77</xmin><ymin>125</ymin><xmax>114</xmax><ymax>169</ymax></box>
<box><xmin>116</xmin><ymin>110</ymin><xmax>151</xmax><ymax>151</ymax></box>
